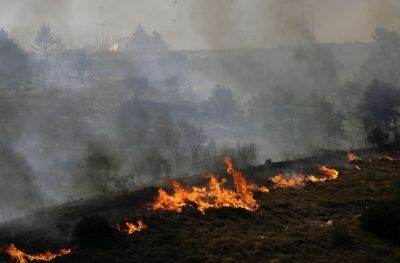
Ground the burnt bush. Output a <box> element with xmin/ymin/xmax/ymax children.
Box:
<box><xmin>360</xmin><ymin>202</ymin><xmax>400</xmax><ymax>243</ymax></box>
<box><xmin>74</xmin><ymin>216</ymin><xmax>116</xmax><ymax>247</ymax></box>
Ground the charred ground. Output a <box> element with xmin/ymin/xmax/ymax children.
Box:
<box><xmin>0</xmin><ymin>150</ymin><xmax>400</xmax><ymax>263</ymax></box>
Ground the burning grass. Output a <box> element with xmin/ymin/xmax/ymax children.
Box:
<box><xmin>0</xmin><ymin>152</ymin><xmax>399</xmax><ymax>262</ymax></box>
<box><xmin>0</xmin><ymin>244</ymin><xmax>70</xmax><ymax>263</ymax></box>
<box><xmin>149</xmin><ymin>157</ymin><xmax>260</xmax><ymax>213</ymax></box>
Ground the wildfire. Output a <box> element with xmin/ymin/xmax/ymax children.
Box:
<box><xmin>149</xmin><ymin>157</ymin><xmax>259</xmax><ymax>213</ymax></box>
<box><xmin>269</xmin><ymin>173</ymin><xmax>306</xmax><ymax>189</ymax></box>
<box><xmin>368</xmin><ymin>153</ymin><xmax>397</xmax><ymax>162</ymax></box>
<box><xmin>0</xmin><ymin>243</ymin><xmax>71</xmax><ymax>263</ymax></box>
<box><xmin>383</xmin><ymin>154</ymin><xmax>396</xmax><ymax>161</ymax></box>
<box><xmin>347</xmin><ymin>151</ymin><xmax>360</xmax><ymax>162</ymax></box>
<box><xmin>268</xmin><ymin>166</ymin><xmax>339</xmax><ymax>189</ymax></box>
<box><xmin>247</xmin><ymin>183</ymin><xmax>270</xmax><ymax>193</ymax></box>
<box><xmin>318</xmin><ymin>166</ymin><xmax>339</xmax><ymax>180</ymax></box>
<box><xmin>125</xmin><ymin>219</ymin><xmax>146</xmax><ymax>235</ymax></box>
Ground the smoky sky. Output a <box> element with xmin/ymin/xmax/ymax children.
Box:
<box><xmin>0</xmin><ymin>0</ymin><xmax>399</xmax><ymax>49</ymax></box>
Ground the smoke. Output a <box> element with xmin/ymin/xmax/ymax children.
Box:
<box><xmin>0</xmin><ymin>0</ymin><xmax>400</xmax><ymax>49</ymax></box>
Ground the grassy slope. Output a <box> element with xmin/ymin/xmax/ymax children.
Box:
<box><xmin>1</xmin><ymin>158</ymin><xmax>399</xmax><ymax>262</ymax></box>
<box><xmin>53</xmin><ymin>159</ymin><xmax>400</xmax><ymax>263</ymax></box>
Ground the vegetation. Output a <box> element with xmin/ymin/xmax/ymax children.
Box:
<box><xmin>1</xmin><ymin>157</ymin><xmax>399</xmax><ymax>262</ymax></box>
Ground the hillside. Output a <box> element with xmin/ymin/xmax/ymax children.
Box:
<box><xmin>0</xmin><ymin>152</ymin><xmax>399</xmax><ymax>263</ymax></box>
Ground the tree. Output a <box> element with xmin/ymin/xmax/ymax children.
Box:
<box><xmin>119</xmin><ymin>98</ymin><xmax>150</xmax><ymax>148</ymax></box>
<box><xmin>69</xmin><ymin>48</ymin><xmax>92</xmax><ymax>83</ymax></box>
<box><xmin>32</xmin><ymin>24</ymin><xmax>57</xmax><ymax>90</ymax></box>
<box><xmin>150</xmin><ymin>31</ymin><xmax>169</xmax><ymax>53</ymax></box>
<box><xmin>126</xmin><ymin>25</ymin><xmax>169</xmax><ymax>55</ymax></box>
<box><xmin>154</xmin><ymin>114</ymin><xmax>187</xmax><ymax>172</ymax></box>
<box><xmin>295</xmin><ymin>93</ymin><xmax>344</xmax><ymax>150</ymax></box>
<box><xmin>294</xmin><ymin>34</ymin><xmax>340</xmax><ymax>94</ymax></box>
<box><xmin>356</xmin><ymin>79</ymin><xmax>400</xmax><ymax>146</ymax></box>
<box><xmin>314</xmin><ymin>95</ymin><xmax>345</xmax><ymax>148</ymax></box>
<box><xmin>205</xmin><ymin>85</ymin><xmax>239</xmax><ymax>121</ymax></box>
<box><xmin>256</xmin><ymin>86</ymin><xmax>296</xmax><ymax>145</ymax></box>
<box><xmin>181</xmin><ymin>121</ymin><xmax>208</xmax><ymax>169</ymax></box>
<box><xmin>0</xmin><ymin>28</ymin><xmax>32</xmax><ymax>93</ymax></box>
<box><xmin>361</xmin><ymin>28</ymin><xmax>400</xmax><ymax>86</ymax></box>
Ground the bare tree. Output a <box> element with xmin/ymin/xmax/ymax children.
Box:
<box><xmin>154</xmin><ymin>114</ymin><xmax>187</xmax><ymax>172</ymax></box>
<box><xmin>181</xmin><ymin>121</ymin><xmax>208</xmax><ymax>169</ymax></box>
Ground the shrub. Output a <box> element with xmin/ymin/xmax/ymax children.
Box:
<box><xmin>393</xmin><ymin>178</ymin><xmax>400</xmax><ymax>201</ymax></box>
<box><xmin>74</xmin><ymin>216</ymin><xmax>116</xmax><ymax>247</ymax></box>
<box><xmin>360</xmin><ymin>202</ymin><xmax>400</xmax><ymax>243</ymax></box>
<box><xmin>331</xmin><ymin>223</ymin><xmax>352</xmax><ymax>247</ymax></box>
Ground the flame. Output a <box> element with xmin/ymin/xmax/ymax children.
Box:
<box><xmin>269</xmin><ymin>166</ymin><xmax>339</xmax><ymax>189</ymax></box>
<box><xmin>0</xmin><ymin>243</ymin><xmax>70</xmax><ymax>263</ymax></box>
<box><xmin>318</xmin><ymin>166</ymin><xmax>339</xmax><ymax>180</ymax></box>
<box><xmin>247</xmin><ymin>183</ymin><xmax>270</xmax><ymax>193</ymax></box>
<box><xmin>269</xmin><ymin>173</ymin><xmax>306</xmax><ymax>189</ymax></box>
<box><xmin>149</xmin><ymin>157</ymin><xmax>259</xmax><ymax>213</ymax></box>
<box><xmin>125</xmin><ymin>219</ymin><xmax>146</xmax><ymax>235</ymax></box>
<box><xmin>383</xmin><ymin>154</ymin><xmax>396</xmax><ymax>161</ymax></box>
<box><xmin>368</xmin><ymin>153</ymin><xmax>396</xmax><ymax>162</ymax></box>
<box><xmin>347</xmin><ymin>151</ymin><xmax>360</xmax><ymax>162</ymax></box>
<box><xmin>306</xmin><ymin>175</ymin><xmax>328</xmax><ymax>183</ymax></box>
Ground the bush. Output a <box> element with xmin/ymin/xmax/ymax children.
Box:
<box><xmin>331</xmin><ymin>223</ymin><xmax>352</xmax><ymax>247</ymax></box>
<box><xmin>393</xmin><ymin>178</ymin><xmax>400</xmax><ymax>201</ymax></box>
<box><xmin>74</xmin><ymin>216</ymin><xmax>116</xmax><ymax>247</ymax></box>
<box><xmin>360</xmin><ymin>202</ymin><xmax>400</xmax><ymax>243</ymax></box>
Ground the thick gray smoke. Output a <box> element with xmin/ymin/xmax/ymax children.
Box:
<box><xmin>0</xmin><ymin>0</ymin><xmax>400</xmax><ymax>49</ymax></box>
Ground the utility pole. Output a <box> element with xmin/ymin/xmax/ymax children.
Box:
<box><xmin>311</xmin><ymin>5</ymin><xmax>314</xmax><ymax>38</ymax></box>
<box><xmin>100</xmin><ymin>7</ymin><xmax>104</xmax><ymax>49</ymax></box>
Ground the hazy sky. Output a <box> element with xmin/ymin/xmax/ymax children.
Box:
<box><xmin>0</xmin><ymin>0</ymin><xmax>399</xmax><ymax>50</ymax></box>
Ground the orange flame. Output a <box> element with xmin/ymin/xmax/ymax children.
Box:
<box><xmin>306</xmin><ymin>175</ymin><xmax>328</xmax><ymax>183</ymax></box>
<box><xmin>247</xmin><ymin>183</ymin><xmax>270</xmax><ymax>193</ymax></box>
<box><xmin>318</xmin><ymin>166</ymin><xmax>339</xmax><ymax>180</ymax></box>
<box><xmin>125</xmin><ymin>219</ymin><xmax>146</xmax><ymax>235</ymax></box>
<box><xmin>1</xmin><ymin>243</ymin><xmax>71</xmax><ymax>263</ymax></box>
<box><xmin>269</xmin><ymin>173</ymin><xmax>306</xmax><ymax>189</ymax></box>
<box><xmin>347</xmin><ymin>151</ymin><xmax>360</xmax><ymax>162</ymax></box>
<box><xmin>383</xmin><ymin>154</ymin><xmax>396</xmax><ymax>161</ymax></box>
<box><xmin>149</xmin><ymin>157</ymin><xmax>259</xmax><ymax>213</ymax></box>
